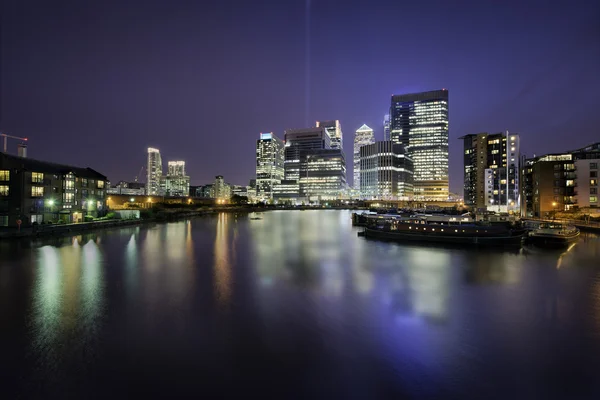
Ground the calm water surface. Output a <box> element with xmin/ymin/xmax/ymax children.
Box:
<box><xmin>1</xmin><ymin>210</ymin><xmax>600</xmax><ymax>399</ymax></box>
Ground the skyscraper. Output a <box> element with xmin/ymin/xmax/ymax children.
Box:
<box><xmin>353</xmin><ymin>124</ymin><xmax>375</xmax><ymax>189</ymax></box>
<box><xmin>360</xmin><ymin>141</ymin><xmax>413</xmax><ymax>200</ymax></box>
<box><xmin>146</xmin><ymin>147</ymin><xmax>162</xmax><ymax>195</ymax></box>
<box><xmin>383</xmin><ymin>114</ymin><xmax>390</xmax><ymax>141</ymax></box>
<box><xmin>256</xmin><ymin>132</ymin><xmax>285</xmax><ymax>201</ymax></box>
<box><xmin>162</xmin><ymin>160</ymin><xmax>190</xmax><ymax>197</ymax></box>
<box><xmin>284</xmin><ymin>127</ymin><xmax>330</xmax><ymax>181</ymax></box>
<box><xmin>316</xmin><ymin>120</ymin><xmax>343</xmax><ymax>150</ymax></box>
<box><xmin>460</xmin><ymin>131</ymin><xmax>520</xmax><ymax>212</ymax></box>
<box><xmin>390</xmin><ymin>90</ymin><xmax>449</xmax><ymax>201</ymax></box>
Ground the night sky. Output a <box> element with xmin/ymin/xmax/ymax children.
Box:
<box><xmin>2</xmin><ymin>0</ymin><xmax>599</xmax><ymax>193</ymax></box>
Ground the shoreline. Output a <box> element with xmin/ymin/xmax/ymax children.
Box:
<box><xmin>0</xmin><ymin>206</ymin><xmax>364</xmax><ymax>240</ymax></box>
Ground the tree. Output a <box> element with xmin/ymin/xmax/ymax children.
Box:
<box><xmin>231</xmin><ymin>194</ymin><xmax>248</xmax><ymax>205</ymax></box>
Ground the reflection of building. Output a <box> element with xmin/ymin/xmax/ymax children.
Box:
<box><xmin>353</xmin><ymin>124</ymin><xmax>375</xmax><ymax>190</ymax></box>
<box><xmin>460</xmin><ymin>132</ymin><xmax>520</xmax><ymax>212</ymax></box>
<box><xmin>160</xmin><ymin>161</ymin><xmax>190</xmax><ymax>197</ymax></box>
<box><xmin>0</xmin><ymin>152</ymin><xmax>107</xmax><ymax>226</ymax></box>
<box><xmin>522</xmin><ymin>142</ymin><xmax>599</xmax><ymax>216</ymax></box>
<box><xmin>256</xmin><ymin>132</ymin><xmax>284</xmax><ymax>201</ymax></box>
<box><xmin>359</xmin><ymin>141</ymin><xmax>413</xmax><ymax>200</ymax></box>
<box><xmin>390</xmin><ymin>90</ymin><xmax>449</xmax><ymax>201</ymax></box>
<box><xmin>146</xmin><ymin>147</ymin><xmax>162</xmax><ymax>195</ymax></box>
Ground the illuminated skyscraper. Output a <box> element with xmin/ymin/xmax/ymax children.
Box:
<box><xmin>146</xmin><ymin>147</ymin><xmax>162</xmax><ymax>195</ymax></box>
<box><xmin>161</xmin><ymin>161</ymin><xmax>190</xmax><ymax>197</ymax></box>
<box><xmin>383</xmin><ymin>114</ymin><xmax>390</xmax><ymax>141</ymax></box>
<box><xmin>360</xmin><ymin>141</ymin><xmax>413</xmax><ymax>200</ymax></box>
<box><xmin>256</xmin><ymin>132</ymin><xmax>284</xmax><ymax>201</ymax></box>
<box><xmin>460</xmin><ymin>131</ymin><xmax>520</xmax><ymax>212</ymax></box>
<box><xmin>316</xmin><ymin>120</ymin><xmax>343</xmax><ymax>150</ymax></box>
<box><xmin>284</xmin><ymin>127</ymin><xmax>330</xmax><ymax>181</ymax></box>
<box><xmin>390</xmin><ymin>90</ymin><xmax>449</xmax><ymax>201</ymax></box>
<box><xmin>353</xmin><ymin>124</ymin><xmax>375</xmax><ymax>189</ymax></box>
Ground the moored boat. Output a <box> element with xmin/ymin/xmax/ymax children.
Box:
<box><xmin>528</xmin><ymin>222</ymin><xmax>580</xmax><ymax>248</ymax></box>
<box><xmin>358</xmin><ymin>214</ymin><xmax>527</xmax><ymax>247</ymax></box>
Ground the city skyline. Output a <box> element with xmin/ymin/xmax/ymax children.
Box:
<box><xmin>2</xmin><ymin>0</ymin><xmax>599</xmax><ymax>193</ymax></box>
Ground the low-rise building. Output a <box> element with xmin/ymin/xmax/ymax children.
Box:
<box><xmin>1</xmin><ymin>152</ymin><xmax>107</xmax><ymax>226</ymax></box>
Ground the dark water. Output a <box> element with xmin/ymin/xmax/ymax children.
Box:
<box><xmin>1</xmin><ymin>210</ymin><xmax>600</xmax><ymax>399</ymax></box>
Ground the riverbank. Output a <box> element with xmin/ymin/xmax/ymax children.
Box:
<box><xmin>0</xmin><ymin>205</ymin><xmax>366</xmax><ymax>239</ymax></box>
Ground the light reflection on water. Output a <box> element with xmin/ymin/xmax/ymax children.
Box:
<box><xmin>2</xmin><ymin>210</ymin><xmax>599</xmax><ymax>398</ymax></box>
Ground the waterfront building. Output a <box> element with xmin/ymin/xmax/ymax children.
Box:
<box><xmin>273</xmin><ymin>180</ymin><xmax>301</xmax><ymax>204</ymax></box>
<box><xmin>522</xmin><ymin>142</ymin><xmax>599</xmax><ymax>216</ymax></box>
<box><xmin>284</xmin><ymin>127</ymin><xmax>330</xmax><ymax>181</ymax></box>
<box><xmin>390</xmin><ymin>90</ymin><xmax>449</xmax><ymax>201</ymax></box>
<box><xmin>316</xmin><ymin>120</ymin><xmax>343</xmax><ymax>150</ymax></box>
<box><xmin>256</xmin><ymin>132</ymin><xmax>285</xmax><ymax>201</ymax></box>
<box><xmin>383</xmin><ymin>114</ymin><xmax>390</xmax><ymax>141</ymax></box>
<box><xmin>195</xmin><ymin>184</ymin><xmax>213</xmax><ymax>199</ymax></box>
<box><xmin>353</xmin><ymin>124</ymin><xmax>375</xmax><ymax>190</ymax></box>
<box><xmin>460</xmin><ymin>131</ymin><xmax>520</xmax><ymax>212</ymax></box>
<box><xmin>301</xmin><ymin>149</ymin><xmax>347</xmax><ymax>201</ymax></box>
<box><xmin>211</xmin><ymin>175</ymin><xmax>231</xmax><ymax>200</ymax></box>
<box><xmin>0</xmin><ymin>152</ymin><xmax>107</xmax><ymax>226</ymax></box>
<box><xmin>160</xmin><ymin>161</ymin><xmax>190</xmax><ymax>197</ymax></box>
<box><xmin>146</xmin><ymin>147</ymin><xmax>162</xmax><ymax>195</ymax></box>
<box><xmin>359</xmin><ymin>141</ymin><xmax>413</xmax><ymax>200</ymax></box>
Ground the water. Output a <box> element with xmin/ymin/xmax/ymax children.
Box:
<box><xmin>1</xmin><ymin>210</ymin><xmax>600</xmax><ymax>399</ymax></box>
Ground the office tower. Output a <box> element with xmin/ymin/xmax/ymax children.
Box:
<box><xmin>460</xmin><ymin>132</ymin><xmax>520</xmax><ymax>212</ymax></box>
<box><xmin>302</xmin><ymin>149</ymin><xmax>346</xmax><ymax>200</ymax></box>
<box><xmin>284</xmin><ymin>127</ymin><xmax>330</xmax><ymax>181</ymax></box>
<box><xmin>359</xmin><ymin>141</ymin><xmax>413</xmax><ymax>200</ymax></box>
<box><xmin>522</xmin><ymin>142</ymin><xmax>599</xmax><ymax>217</ymax></box>
<box><xmin>390</xmin><ymin>90</ymin><xmax>449</xmax><ymax>201</ymax></box>
<box><xmin>316</xmin><ymin>120</ymin><xmax>343</xmax><ymax>150</ymax></box>
<box><xmin>161</xmin><ymin>160</ymin><xmax>190</xmax><ymax>197</ymax></box>
<box><xmin>353</xmin><ymin>124</ymin><xmax>375</xmax><ymax>189</ymax></box>
<box><xmin>256</xmin><ymin>132</ymin><xmax>285</xmax><ymax>201</ymax></box>
<box><xmin>383</xmin><ymin>114</ymin><xmax>390</xmax><ymax>141</ymax></box>
<box><xmin>146</xmin><ymin>147</ymin><xmax>162</xmax><ymax>195</ymax></box>
<box><xmin>280</xmin><ymin>126</ymin><xmax>345</xmax><ymax>202</ymax></box>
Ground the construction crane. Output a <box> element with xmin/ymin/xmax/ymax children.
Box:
<box><xmin>135</xmin><ymin>165</ymin><xmax>145</xmax><ymax>182</ymax></box>
<box><xmin>1</xmin><ymin>133</ymin><xmax>28</xmax><ymax>153</ymax></box>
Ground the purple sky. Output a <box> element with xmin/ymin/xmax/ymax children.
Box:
<box><xmin>2</xmin><ymin>0</ymin><xmax>599</xmax><ymax>193</ymax></box>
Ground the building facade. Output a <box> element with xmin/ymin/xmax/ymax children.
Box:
<box><xmin>316</xmin><ymin>120</ymin><xmax>343</xmax><ymax>150</ymax></box>
<box><xmin>211</xmin><ymin>175</ymin><xmax>231</xmax><ymax>199</ymax></box>
<box><xmin>521</xmin><ymin>142</ymin><xmax>599</xmax><ymax>217</ymax></box>
<box><xmin>353</xmin><ymin>124</ymin><xmax>375</xmax><ymax>190</ymax></box>
<box><xmin>284</xmin><ymin>127</ymin><xmax>330</xmax><ymax>181</ymax></box>
<box><xmin>390</xmin><ymin>90</ymin><xmax>449</xmax><ymax>201</ymax></box>
<box><xmin>1</xmin><ymin>152</ymin><xmax>107</xmax><ymax>226</ymax></box>
<box><xmin>359</xmin><ymin>141</ymin><xmax>413</xmax><ymax>200</ymax></box>
<box><xmin>460</xmin><ymin>131</ymin><xmax>520</xmax><ymax>212</ymax></box>
<box><xmin>161</xmin><ymin>161</ymin><xmax>190</xmax><ymax>197</ymax></box>
<box><xmin>146</xmin><ymin>147</ymin><xmax>162</xmax><ymax>195</ymax></box>
<box><xmin>301</xmin><ymin>149</ymin><xmax>347</xmax><ymax>201</ymax></box>
<box><xmin>383</xmin><ymin>114</ymin><xmax>391</xmax><ymax>142</ymax></box>
<box><xmin>107</xmin><ymin>181</ymin><xmax>146</xmax><ymax>196</ymax></box>
<box><xmin>256</xmin><ymin>132</ymin><xmax>285</xmax><ymax>201</ymax></box>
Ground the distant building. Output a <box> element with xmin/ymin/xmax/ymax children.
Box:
<box><xmin>211</xmin><ymin>175</ymin><xmax>231</xmax><ymax>199</ymax></box>
<box><xmin>146</xmin><ymin>147</ymin><xmax>162</xmax><ymax>195</ymax></box>
<box><xmin>460</xmin><ymin>132</ymin><xmax>520</xmax><ymax>212</ymax></box>
<box><xmin>359</xmin><ymin>141</ymin><xmax>413</xmax><ymax>200</ymax></box>
<box><xmin>273</xmin><ymin>180</ymin><xmax>301</xmax><ymax>203</ymax></box>
<box><xmin>284</xmin><ymin>127</ymin><xmax>330</xmax><ymax>181</ymax></box>
<box><xmin>0</xmin><ymin>152</ymin><xmax>107</xmax><ymax>226</ymax></box>
<box><xmin>316</xmin><ymin>120</ymin><xmax>343</xmax><ymax>150</ymax></box>
<box><xmin>353</xmin><ymin>124</ymin><xmax>375</xmax><ymax>190</ymax></box>
<box><xmin>256</xmin><ymin>132</ymin><xmax>284</xmax><ymax>201</ymax></box>
<box><xmin>383</xmin><ymin>114</ymin><xmax>390</xmax><ymax>141</ymax></box>
<box><xmin>160</xmin><ymin>161</ymin><xmax>190</xmax><ymax>197</ymax></box>
<box><xmin>390</xmin><ymin>90</ymin><xmax>449</xmax><ymax>201</ymax></box>
<box><xmin>302</xmin><ymin>149</ymin><xmax>346</xmax><ymax>201</ymax></box>
<box><xmin>107</xmin><ymin>181</ymin><xmax>146</xmax><ymax>196</ymax></box>
<box><xmin>195</xmin><ymin>184</ymin><xmax>213</xmax><ymax>199</ymax></box>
